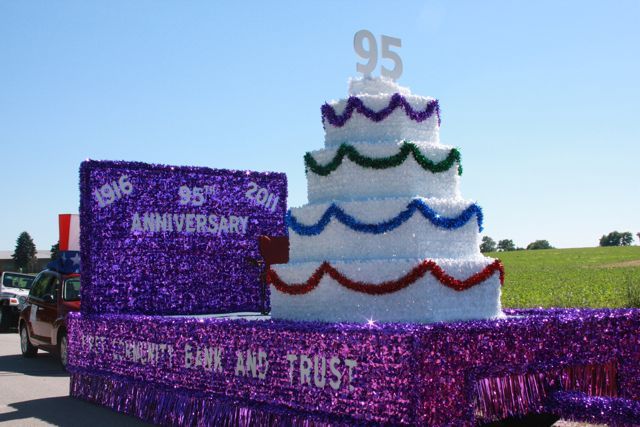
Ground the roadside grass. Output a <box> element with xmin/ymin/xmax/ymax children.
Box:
<box><xmin>487</xmin><ymin>246</ymin><xmax>640</xmax><ymax>308</ymax></box>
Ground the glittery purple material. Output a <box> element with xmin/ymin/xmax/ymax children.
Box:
<box><xmin>321</xmin><ymin>93</ymin><xmax>441</xmax><ymax>128</ymax></box>
<box><xmin>70</xmin><ymin>373</ymin><xmax>361</xmax><ymax>426</ymax></box>
<box><xmin>547</xmin><ymin>391</ymin><xmax>640</xmax><ymax>425</ymax></box>
<box><xmin>79</xmin><ymin>160</ymin><xmax>287</xmax><ymax>315</ymax></box>
<box><xmin>475</xmin><ymin>361</ymin><xmax>619</xmax><ymax>421</ymax></box>
<box><xmin>67</xmin><ymin>308</ymin><xmax>640</xmax><ymax>425</ymax></box>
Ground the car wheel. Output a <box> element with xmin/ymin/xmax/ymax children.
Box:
<box><xmin>58</xmin><ymin>332</ymin><xmax>68</xmax><ymax>369</ymax></box>
<box><xmin>0</xmin><ymin>307</ymin><xmax>8</xmax><ymax>332</ymax></box>
<box><xmin>20</xmin><ymin>325</ymin><xmax>38</xmax><ymax>357</ymax></box>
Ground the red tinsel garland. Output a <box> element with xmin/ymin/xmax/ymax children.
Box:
<box><xmin>267</xmin><ymin>259</ymin><xmax>505</xmax><ymax>296</ymax></box>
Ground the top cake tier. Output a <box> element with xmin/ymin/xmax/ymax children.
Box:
<box><xmin>322</xmin><ymin>77</ymin><xmax>440</xmax><ymax>147</ymax></box>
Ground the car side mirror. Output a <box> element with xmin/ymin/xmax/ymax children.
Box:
<box><xmin>42</xmin><ymin>294</ymin><xmax>56</xmax><ymax>304</ymax></box>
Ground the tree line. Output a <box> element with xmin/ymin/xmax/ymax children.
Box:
<box><xmin>480</xmin><ymin>237</ymin><xmax>553</xmax><ymax>253</ymax></box>
<box><xmin>481</xmin><ymin>230</ymin><xmax>636</xmax><ymax>253</ymax></box>
<box><xmin>599</xmin><ymin>231</ymin><xmax>634</xmax><ymax>247</ymax></box>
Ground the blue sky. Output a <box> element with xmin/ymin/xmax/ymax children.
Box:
<box><xmin>1</xmin><ymin>0</ymin><xmax>638</xmax><ymax>251</ymax></box>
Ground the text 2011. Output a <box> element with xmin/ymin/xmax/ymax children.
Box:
<box><xmin>245</xmin><ymin>182</ymin><xmax>279</xmax><ymax>212</ymax></box>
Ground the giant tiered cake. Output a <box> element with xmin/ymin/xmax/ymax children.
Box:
<box><xmin>268</xmin><ymin>77</ymin><xmax>504</xmax><ymax>323</ymax></box>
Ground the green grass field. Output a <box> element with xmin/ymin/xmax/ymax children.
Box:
<box><xmin>487</xmin><ymin>246</ymin><xmax>640</xmax><ymax>308</ymax></box>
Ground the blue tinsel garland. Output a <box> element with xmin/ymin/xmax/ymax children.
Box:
<box><xmin>287</xmin><ymin>199</ymin><xmax>483</xmax><ymax>236</ymax></box>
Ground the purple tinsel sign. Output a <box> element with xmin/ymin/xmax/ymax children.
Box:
<box><xmin>79</xmin><ymin>160</ymin><xmax>287</xmax><ymax>315</ymax></box>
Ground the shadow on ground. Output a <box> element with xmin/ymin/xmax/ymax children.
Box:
<box><xmin>0</xmin><ymin>352</ymin><xmax>67</xmax><ymax>377</ymax></box>
<box><xmin>0</xmin><ymin>396</ymin><xmax>149</xmax><ymax>426</ymax></box>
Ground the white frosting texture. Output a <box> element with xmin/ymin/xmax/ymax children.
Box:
<box><xmin>306</xmin><ymin>141</ymin><xmax>460</xmax><ymax>203</ymax></box>
<box><xmin>323</xmin><ymin>77</ymin><xmax>440</xmax><ymax>147</ymax></box>
<box><xmin>323</xmin><ymin>97</ymin><xmax>439</xmax><ymax>147</ymax></box>
<box><xmin>288</xmin><ymin>197</ymin><xmax>480</xmax><ymax>261</ymax></box>
<box><xmin>348</xmin><ymin>76</ymin><xmax>411</xmax><ymax>95</ymax></box>
<box><xmin>271</xmin><ymin>258</ymin><xmax>503</xmax><ymax>323</ymax></box>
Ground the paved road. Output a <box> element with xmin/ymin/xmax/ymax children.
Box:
<box><xmin>0</xmin><ymin>330</ymin><xmax>148</xmax><ymax>426</ymax></box>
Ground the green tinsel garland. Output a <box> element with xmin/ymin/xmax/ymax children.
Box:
<box><xmin>304</xmin><ymin>141</ymin><xmax>462</xmax><ymax>176</ymax></box>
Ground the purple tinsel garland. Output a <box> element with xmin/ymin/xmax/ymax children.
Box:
<box><xmin>321</xmin><ymin>93</ymin><xmax>441</xmax><ymax>128</ymax></box>
<box><xmin>474</xmin><ymin>360</ymin><xmax>619</xmax><ymax>421</ymax></box>
<box><xmin>71</xmin><ymin>372</ymin><xmax>640</xmax><ymax>426</ymax></box>
<box><xmin>70</xmin><ymin>372</ymin><xmax>365</xmax><ymax>426</ymax></box>
<box><xmin>67</xmin><ymin>308</ymin><xmax>640</xmax><ymax>426</ymax></box>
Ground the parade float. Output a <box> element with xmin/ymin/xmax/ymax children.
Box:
<box><xmin>67</xmin><ymin>32</ymin><xmax>640</xmax><ymax>426</ymax></box>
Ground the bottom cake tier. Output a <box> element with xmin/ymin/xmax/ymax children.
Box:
<box><xmin>269</xmin><ymin>257</ymin><xmax>504</xmax><ymax>323</ymax></box>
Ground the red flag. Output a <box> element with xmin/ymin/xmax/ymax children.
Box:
<box><xmin>59</xmin><ymin>214</ymin><xmax>80</xmax><ymax>251</ymax></box>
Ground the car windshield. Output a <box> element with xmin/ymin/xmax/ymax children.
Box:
<box><xmin>2</xmin><ymin>273</ymin><xmax>35</xmax><ymax>290</ymax></box>
<box><xmin>63</xmin><ymin>278</ymin><xmax>81</xmax><ymax>301</ymax></box>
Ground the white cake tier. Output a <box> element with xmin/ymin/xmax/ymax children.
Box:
<box><xmin>288</xmin><ymin>197</ymin><xmax>481</xmax><ymax>262</ymax></box>
<box><xmin>306</xmin><ymin>141</ymin><xmax>460</xmax><ymax>203</ymax></box>
<box><xmin>322</xmin><ymin>77</ymin><xmax>440</xmax><ymax>148</ymax></box>
<box><xmin>270</xmin><ymin>257</ymin><xmax>503</xmax><ymax>323</ymax></box>
<box><xmin>348</xmin><ymin>76</ymin><xmax>411</xmax><ymax>95</ymax></box>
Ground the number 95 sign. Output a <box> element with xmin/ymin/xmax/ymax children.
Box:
<box><xmin>354</xmin><ymin>30</ymin><xmax>403</xmax><ymax>80</ymax></box>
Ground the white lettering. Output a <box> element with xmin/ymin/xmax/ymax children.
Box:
<box><xmin>246</xmin><ymin>350</ymin><xmax>258</xmax><ymax>378</ymax></box>
<box><xmin>208</xmin><ymin>215</ymin><xmax>218</xmax><ymax>233</ymax></box>
<box><xmin>196</xmin><ymin>215</ymin><xmax>207</xmax><ymax>233</ymax></box>
<box><xmin>131</xmin><ymin>213</ymin><xmax>142</xmax><ymax>231</ymax></box>
<box><xmin>345</xmin><ymin>359</ymin><xmax>357</xmax><ymax>391</ymax></box>
<box><xmin>174</xmin><ymin>214</ymin><xmax>185</xmax><ymax>232</ymax></box>
<box><xmin>239</xmin><ymin>216</ymin><xmax>248</xmax><ymax>234</ymax></box>
<box><xmin>287</xmin><ymin>354</ymin><xmax>297</xmax><ymax>384</ymax></box>
<box><xmin>256</xmin><ymin>188</ymin><xmax>268</xmax><ymax>205</ymax></box>
<box><xmin>329</xmin><ymin>357</ymin><xmax>342</xmax><ymax>390</ymax></box>
<box><xmin>314</xmin><ymin>355</ymin><xmax>326</xmax><ymax>389</ymax></box>
<box><xmin>129</xmin><ymin>212</ymin><xmax>250</xmax><ymax>236</ymax></box>
<box><xmin>185</xmin><ymin>214</ymin><xmax>195</xmax><ymax>232</ymax></box>
<box><xmin>300</xmin><ymin>355</ymin><xmax>312</xmax><ymax>385</ymax></box>
<box><xmin>235</xmin><ymin>351</ymin><xmax>246</xmax><ymax>376</ymax></box>
<box><xmin>213</xmin><ymin>347</ymin><xmax>223</xmax><ymax>373</ymax></box>
<box><xmin>202</xmin><ymin>347</ymin><xmax>213</xmax><ymax>371</ymax></box>
<box><xmin>154</xmin><ymin>213</ymin><xmax>168</xmax><ymax>232</ymax></box>
<box><xmin>184</xmin><ymin>343</ymin><xmax>193</xmax><ymax>368</ymax></box>
<box><xmin>245</xmin><ymin>182</ymin><xmax>258</xmax><ymax>200</ymax></box>
<box><xmin>229</xmin><ymin>216</ymin><xmax>239</xmax><ymax>234</ymax></box>
<box><xmin>258</xmin><ymin>350</ymin><xmax>268</xmax><ymax>380</ymax></box>
<box><xmin>218</xmin><ymin>216</ymin><xmax>229</xmax><ymax>235</ymax></box>
<box><xmin>143</xmin><ymin>213</ymin><xmax>155</xmax><ymax>232</ymax></box>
